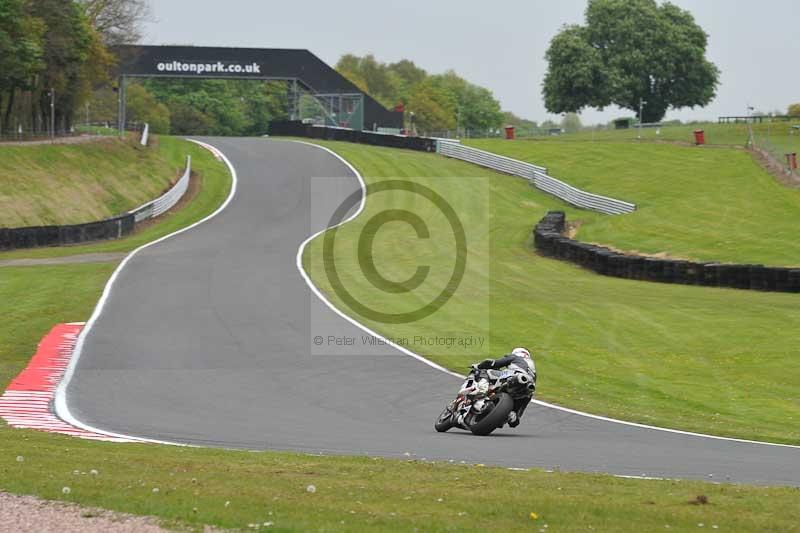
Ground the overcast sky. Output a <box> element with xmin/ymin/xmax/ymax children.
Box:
<box><xmin>144</xmin><ymin>0</ymin><xmax>798</xmax><ymax>125</ymax></box>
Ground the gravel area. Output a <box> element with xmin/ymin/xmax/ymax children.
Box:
<box><xmin>0</xmin><ymin>492</ymin><xmax>171</xmax><ymax>532</ymax></box>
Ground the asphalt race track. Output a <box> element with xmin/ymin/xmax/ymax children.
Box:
<box><xmin>63</xmin><ymin>138</ymin><xmax>800</xmax><ymax>486</ymax></box>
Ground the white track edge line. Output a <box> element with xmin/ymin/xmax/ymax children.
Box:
<box><xmin>52</xmin><ymin>139</ymin><xmax>238</xmax><ymax>446</ymax></box>
<box><xmin>292</xmin><ymin>139</ymin><xmax>800</xmax><ymax>451</ymax></box>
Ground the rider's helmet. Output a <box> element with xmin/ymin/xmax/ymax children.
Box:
<box><xmin>511</xmin><ymin>347</ymin><xmax>531</xmax><ymax>359</ymax></box>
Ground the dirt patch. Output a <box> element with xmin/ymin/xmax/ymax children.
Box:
<box><xmin>565</xmin><ymin>220</ymin><xmax>583</xmax><ymax>239</ymax></box>
<box><xmin>0</xmin><ymin>491</ymin><xmax>170</xmax><ymax>532</ymax></box>
<box><xmin>133</xmin><ymin>170</ymin><xmax>202</xmax><ymax>235</ymax></box>
<box><xmin>0</xmin><ymin>252</ymin><xmax>126</xmax><ymax>268</ymax></box>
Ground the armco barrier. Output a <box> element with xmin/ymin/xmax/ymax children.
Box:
<box><xmin>268</xmin><ymin>121</ymin><xmax>438</xmax><ymax>152</ymax></box>
<box><xmin>0</xmin><ymin>156</ymin><xmax>191</xmax><ymax>251</ymax></box>
<box><xmin>437</xmin><ymin>141</ymin><xmax>636</xmax><ymax>215</ymax></box>
<box><xmin>130</xmin><ymin>155</ymin><xmax>191</xmax><ymax>222</ymax></box>
<box><xmin>533</xmin><ymin>211</ymin><xmax>800</xmax><ymax>293</ymax></box>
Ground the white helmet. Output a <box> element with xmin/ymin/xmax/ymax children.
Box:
<box><xmin>512</xmin><ymin>347</ymin><xmax>531</xmax><ymax>359</ymax></box>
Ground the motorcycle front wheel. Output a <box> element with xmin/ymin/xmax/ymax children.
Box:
<box><xmin>434</xmin><ymin>405</ymin><xmax>456</xmax><ymax>432</ymax></box>
<box><xmin>469</xmin><ymin>392</ymin><xmax>514</xmax><ymax>436</ymax></box>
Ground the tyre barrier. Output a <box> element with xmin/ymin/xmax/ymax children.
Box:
<box><xmin>0</xmin><ymin>156</ymin><xmax>191</xmax><ymax>251</ymax></box>
<box><xmin>268</xmin><ymin>120</ymin><xmax>438</xmax><ymax>152</ymax></box>
<box><xmin>533</xmin><ymin>211</ymin><xmax>800</xmax><ymax>293</ymax></box>
<box><xmin>0</xmin><ymin>215</ymin><xmax>135</xmax><ymax>251</ymax></box>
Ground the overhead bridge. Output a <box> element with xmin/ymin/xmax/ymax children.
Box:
<box><xmin>113</xmin><ymin>45</ymin><xmax>403</xmax><ymax>132</ymax></box>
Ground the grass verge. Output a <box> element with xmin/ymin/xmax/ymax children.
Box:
<box><xmin>302</xmin><ymin>140</ymin><xmax>800</xmax><ymax>444</ymax></box>
<box><xmin>466</xmin><ymin>138</ymin><xmax>800</xmax><ymax>266</ymax></box>
<box><xmin>1</xmin><ymin>427</ymin><xmax>799</xmax><ymax>531</ymax></box>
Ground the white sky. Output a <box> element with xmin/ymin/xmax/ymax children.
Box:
<box><xmin>144</xmin><ymin>0</ymin><xmax>799</xmax><ymax>125</ymax></box>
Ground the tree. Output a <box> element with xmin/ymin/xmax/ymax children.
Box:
<box><xmin>430</xmin><ymin>71</ymin><xmax>503</xmax><ymax>132</ymax></box>
<box><xmin>406</xmin><ymin>80</ymin><xmax>456</xmax><ymax>133</ymax></box>
<box><xmin>126</xmin><ymin>83</ymin><xmax>169</xmax><ymax>133</ymax></box>
<box><xmin>80</xmin><ymin>0</ymin><xmax>151</xmax><ymax>45</ymax></box>
<box><xmin>32</xmin><ymin>0</ymin><xmax>95</xmax><ymax>131</ymax></box>
<box><xmin>543</xmin><ymin>0</ymin><xmax>720</xmax><ymax>123</ymax></box>
<box><xmin>0</xmin><ymin>0</ymin><xmax>45</xmax><ymax>132</ymax></box>
<box><xmin>502</xmin><ymin>111</ymin><xmax>537</xmax><ymax>130</ymax></box>
<box><xmin>788</xmin><ymin>103</ymin><xmax>800</xmax><ymax>117</ymax></box>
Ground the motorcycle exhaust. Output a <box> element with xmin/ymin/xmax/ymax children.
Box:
<box><xmin>516</xmin><ymin>374</ymin><xmax>535</xmax><ymax>391</ymax></box>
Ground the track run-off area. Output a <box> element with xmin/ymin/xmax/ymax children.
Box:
<box><xmin>56</xmin><ymin>138</ymin><xmax>800</xmax><ymax>486</ymax></box>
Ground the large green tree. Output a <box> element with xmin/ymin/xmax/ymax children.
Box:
<box><xmin>143</xmin><ymin>79</ymin><xmax>287</xmax><ymax>136</ymax></box>
<box><xmin>543</xmin><ymin>0</ymin><xmax>719</xmax><ymax>123</ymax></box>
<box><xmin>0</xmin><ymin>0</ymin><xmax>44</xmax><ymax>132</ymax></box>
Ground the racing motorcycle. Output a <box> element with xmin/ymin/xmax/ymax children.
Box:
<box><xmin>434</xmin><ymin>368</ymin><xmax>535</xmax><ymax>436</ymax></box>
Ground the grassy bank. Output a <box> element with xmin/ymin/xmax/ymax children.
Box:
<box><xmin>0</xmin><ymin>136</ymin><xmax>184</xmax><ymax>228</ymax></box>
<box><xmin>0</xmin><ymin>137</ymin><xmax>231</xmax><ymax>260</ymax></box>
<box><xmin>303</xmin><ymin>141</ymin><xmax>800</xmax><ymax>444</ymax></box>
<box><xmin>466</xmin><ymin>138</ymin><xmax>800</xmax><ymax>266</ymax></box>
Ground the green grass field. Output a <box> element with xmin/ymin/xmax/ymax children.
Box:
<box><xmin>303</xmin><ymin>140</ymin><xmax>800</xmax><ymax>445</ymax></box>
<box><xmin>465</xmin><ymin>138</ymin><xmax>800</xmax><ymax>266</ymax></box>
<box><xmin>0</xmin><ymin>136</ymin><xmax>185</xmax><ymax>228</ymax></box>
<box><xmin>1</xmin><ymin>136</ymin><xmax>798</xmax><ymax>529</ymax></box>
<box><xmin>531</xmin><ymin>120</ymin><xmax>800</xmax><ymax>150</ymax></box>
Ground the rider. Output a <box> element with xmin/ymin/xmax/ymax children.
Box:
<box><xmin>458</xmin><ymin>347</ymin><xmax>536</xmax><ymax>428</ymax></box>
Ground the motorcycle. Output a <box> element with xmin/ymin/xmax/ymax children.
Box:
<box><xmin>434</xmin><ymin>368</ymin><xmax>535</xmax><ymax>436</ymax></box>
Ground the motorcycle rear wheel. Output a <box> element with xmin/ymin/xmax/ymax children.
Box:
<box><xmin>469</xmin><ymin>392</ymin><xmax>514</xmax><ymax>436</ymax></box>
<box><xmin>434</xmin><ymin>406</ymin><xmax>456</xmax><ymax>432</ymax></box>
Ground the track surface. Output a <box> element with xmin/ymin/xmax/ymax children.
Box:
<box><xmin>65</xmin><ymin>138</ymin><xmax>800</xmax><ymax>486</ymax></box>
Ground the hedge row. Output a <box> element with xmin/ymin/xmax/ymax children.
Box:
<box><xmin>534</xmin><ymin>211</ymin><xmax>800</xmax><ymax>293</ymax></box>
<box><xmin>0</xmin><ymin>214</ymin><xmax>135</xmax><ymax>251</ymax></box>
<box><xmin>268</xmin><ymin>121</ymin><xmax>438</xmax><ymax>152</ymax></box>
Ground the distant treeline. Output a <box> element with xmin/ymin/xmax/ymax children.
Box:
<box><xmin>92</xmin><ymin>54</ymin><xmax>519</xmax><ymax>137</ymax></box>
<box><xmin>0</xmin><ymin>0</ymin><xmax>150</xmax><ymax>135</ymax></box>
<box><xmin>335</xmin><ymin>54</ymin><xmax>504</xmax><ymax>134</ymax></box>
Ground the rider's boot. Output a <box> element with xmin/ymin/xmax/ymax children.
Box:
<box><xmin>507</xmin><ymin>410</ymin><xmax>520</xmax><ymax>428</ymax></box>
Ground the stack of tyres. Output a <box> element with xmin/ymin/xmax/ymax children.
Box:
<box><xmin>733</xmin><ymin>265</ymin><xmax>751</xmax><ymax>289</ymax></box>
<box><xmin>749</xmin><ymin>265</ymin><xmax>767</xmax><ymax>290</ymax></box>
<box><xmin>661</xmin><ymin>260</ymin><xmax>677</xmax><ymax>283</ymax></box>
<box><xmin>717</xmin><ymin>264</ymin><xmax>735</xmax><ymax>288</ymax></box>
<box><xmin>531</xmin><ymin>211</ymin><xmax>800</xmax><ymax>294</ymax></box>
<box><xmin>703</xmin><ymin>263</ymin><xmax>721</xmax><ymax>287</ymax></box>
<box><xmin>627</xmin><ymin>256</ymin><xmax>646</xmax><ymax>280</ymax></box>
<box><xmin>773</xmin><ymin>268</ymin><xmax>791</xmax><ymax>292</ymax></box>
<box><xmin>644</xmin><ymin>258</ymin><xmax>664</xmax><ymax>281</ymax></box>
<box><xmin>789</xmin><ymin>270</ymin><xmax>800</xmax><ymax>292</ymax></box>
